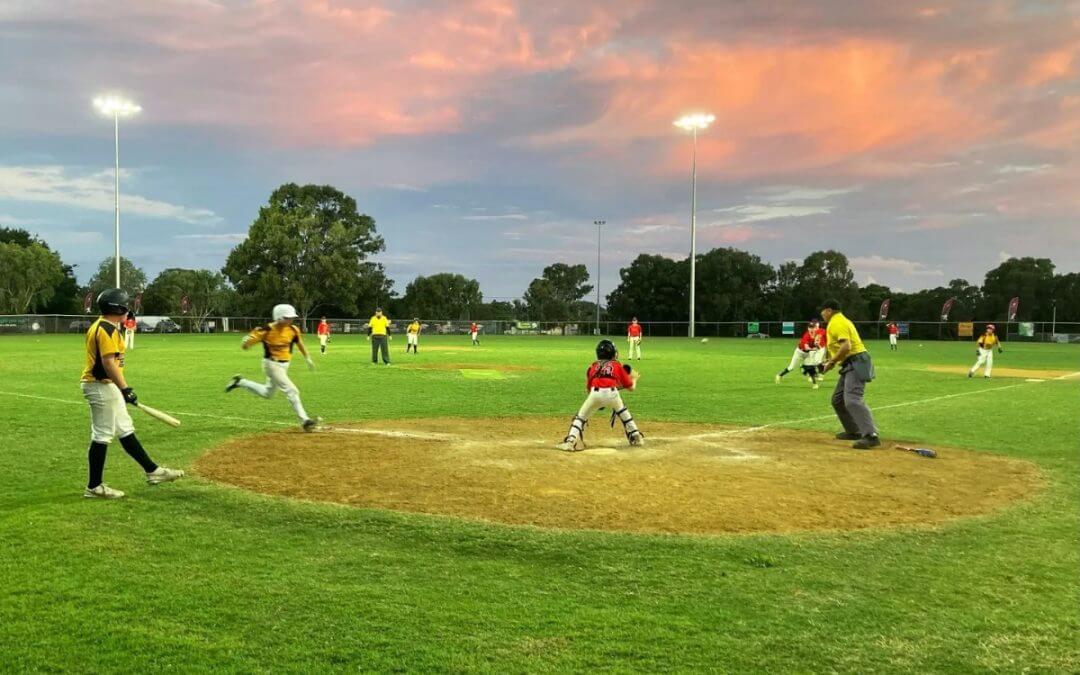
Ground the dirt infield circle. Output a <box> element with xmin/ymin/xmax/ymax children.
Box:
<box><xmin>195</xmin><ymin>417</ymin><xmax>1040</xmax><ymax>535</ymax></box>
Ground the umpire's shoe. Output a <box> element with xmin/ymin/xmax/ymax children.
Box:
<box><xmin>853</xmin><ymin>435</ymin><xmax>882</xmax><ymax>450</ymax></box>
<box><xmin>835</xmin><ymin>431</ymin><xmax>861</xmax><ymax>441</ymax></box>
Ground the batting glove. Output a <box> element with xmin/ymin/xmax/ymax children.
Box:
<box><xmin>121</xmin><ymin>387</ymin><xmax>138</xmax><ymax>405</ymax></box>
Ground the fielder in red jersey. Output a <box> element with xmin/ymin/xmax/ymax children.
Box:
<box><xmin>317</xmin><ymin>317</ymin><xmax>330</xmax><ymax>354</ymax></box>
<box><xmin>887</xmin><ymin>322</ymin><xmax>899</xmax><ymax>351</ymax></box>
<box><xmin>626</xmin><ymin>317</ymin><xmax>643</xmax><ymax>360</ymax></box>
<box><xmin>470</xmin><ymin>322</ymin><xmax>480</xmax><ymax>346</ymax></box>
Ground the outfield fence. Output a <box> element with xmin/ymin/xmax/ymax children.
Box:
<box><xmin>2</xmin><ymin>314</ymin><xmax>1079</xmax><ymax>343</ymax></box>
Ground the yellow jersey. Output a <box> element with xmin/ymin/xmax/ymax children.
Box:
<box><xmin>369</xmin><ymin>315</ymin><xmax>390</xmax><ymax>336</ymax></box>
<box><xmin>81</xmin><ymin>317</ymin><xmax>125</xmax><ymax>383</ymax></box>
<box><xmin>245</xmin><ymin>322</ymin><xmax>302</xmax><ymax>361</ymax></box>
<box><xmin>825</xmin><ymin>311</ymin><xmax>867</xmax><ymax>361</ymax></box>
<box><xmin>978</xmin><ymin>333</ymin><xmax>999</xmax><ymax>349</ymax></box>
<box><xmin>407</xmin><ymin>321</ymin><xmax>421</xmax><ymax>334</ymax></box>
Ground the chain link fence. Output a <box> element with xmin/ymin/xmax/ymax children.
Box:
<box><xmin>3</xmin><ymin>314</ymin><xmax>1079</xmax><ymax>343</ymax></box>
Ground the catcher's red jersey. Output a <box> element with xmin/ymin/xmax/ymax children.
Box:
<box><xmin>586</xmin><ymin>359</ymin><xmax>635</xmax><ymax>391</ymax></box>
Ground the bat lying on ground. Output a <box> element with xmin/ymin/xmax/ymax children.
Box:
<box><xmin>134</xmin><ymin>402</ymin><xmax>182</xmax><ymax>428</ymax></box>
<box><xmin>895</xmin><ymin>444</ymin><xmax>936</xmax><ymax>458</ymax></box>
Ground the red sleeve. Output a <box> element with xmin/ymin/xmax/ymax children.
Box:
<box><xmin>585</xmin><ymin>363</ymin><xmax>597</xmax><ymax>390</ymax></box>
<box><xmin>614</xmin><ymin>360</ymin><xmax>634</xmax><ymax>389</ymax></box>
<box><xmin>798</xmin><ymin>331</ymin><xmax>812</xmax><ymax>350</ymax></box>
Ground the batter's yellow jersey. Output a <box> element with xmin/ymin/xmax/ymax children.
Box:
<box><xmin>978</xmin><ymin>333</ymin><xmax>1000</xmax><ymax>349</ymax></box>
<box><xmin>407</xmin><ymin>321</ymin><xmax>421</xmax><ymax>334</ymax></box>
<box><xmin>825</xmin><ymin>311</ymin><xmax>867</xmax><ymax>360</ymax></box>
<box><xmin>369</xmin><ymin>315</ymin><xmax>390</xmax><ymax>336</ymax></box>
<box><xmin>81</xmin><ymin>317</ymin><xmax>125</xmax><ymax>383</ymax></box>
<box><xmin>245</xmin><ymin>322</ymin><xmax>302</xmax><ymax>361</ymax></box>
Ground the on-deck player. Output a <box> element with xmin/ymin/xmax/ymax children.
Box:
<box><xmin>406</xmin><ymin>318</ymin><xmax>421</xmax><ymax>354</ymax></box>
<box><xmin>470</xmin><ymin>322</ymin><xmax>481</xmax><ymax>346</ymax></box>
<box><xmin>80</xmin><ymin>289</ymin><xmax>185</xmax><ymax>499</ymax></box>
<box><xmin>317</xmin><ymin>316</ymin><xmax>330</xmax><ymax>354</ymax></box>
<box><xmin>968</xmin><ymin>324</ymin><xmax>1003</xmax><ymax>378</ymax></box>
<box><xmin>123</xmin><ymin>312</ymin><xmax>136</xmax><ymax>350</ymax></box>
<box><xmin>627</xmin><ymin>317</ymin><xmax>643</xmax><ymax>360</ymax></box>
<box><xmin>887</xmin><ymin>322</ymin><xmax>899</xmax><ymax>351</ymax></box>
<box><xmin>225</xmin><ymin>303</ymin><xmax>321</xmax><ymax>431</ymax></box>
<box><xmin>775</xmin><ymin>319</ymin><xmax>826</xmax><ymax>388</ymax></box>
<box><xmin>557</xmin><ymin>339</ymin><xmax>644</xmax><ymax>451</ymax></box>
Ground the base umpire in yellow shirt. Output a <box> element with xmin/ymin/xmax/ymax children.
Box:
<box><xmin>368</xmin><ymin>308</ymin><xmax>391</xmax><ymax>365</ymax></box>
<box><xmin>820</xmin><ymin>299</ymin><xmax>881</xmax><ymax>449</ymax></box>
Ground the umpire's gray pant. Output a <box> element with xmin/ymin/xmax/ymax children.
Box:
<box><xmin>831</xmin><ymin>352</ymin><xmax>878</xmax><ymax>437</ymax></box>
<box><xmin>371</xmin><ymin>335</ymin><xmax>390</xmax><ymax>363</ymax></box>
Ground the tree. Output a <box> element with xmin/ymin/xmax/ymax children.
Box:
<box><xmin>606</xmin><ymin>254</ymin><xmax>688</xmax><ymax>321</ymax></box>
<box><xmin>859</xmin><ymin>283</ymin><xmax>892</xmax><ymax>321</ymax></box>
<box><xmin>522</xmin><ymin>263</ymin><xmax>593</xmax><ymax>320</ymax></box>
<box><xmin>473</xmin><ymin>300</ymin><xmax>519</xmax><ymax>321</ymax></box>
<box><xmin>223</xmin><ymin>183</ymin><xmax>385</xmax><ymax>318</ymax></box>
<box><xmin>143</xmin><ymin>268</ymin><xmax>233</xmax><ymax>327</ymax></box>
<box><xmin>87</xmin><ymin>256</ymin><xmax>147</xmax><ymax>297</ymax></box>
<box><xmin>401</xmin><ymin>273</ymin><xmax>482</xmax><ymax>319</ymax></box>
<box><xmin>693</xmin><ymin>248</ymin><xmax>775</xmax><ymax>321</ymax></box>
<box><xmin>1053</xmin><ymin>273</ymin><xmax>1080</xmax><ymax>322</ymax></box>
<box><xmin>0</xmin><ymin>226</ymin><xmax>81</xmax><ymax>313</ymax></box>
<box><xmin>981</xmin><ymin>257</ymin><xmax>1056</xmax><ymax>320</ymax></box>
<box><xmin>765</xmin><ymin>260</ymin><xmax>800</xmax><ymax>320</ymax></box>
<box><xmin>945</xmin><ymin>278</ymin><xmax>981</xmax><ymax>321</ymax></box>
<box><xmin>0</xmin><ymin>241</ymin><xmax>66</xmax><ymax>313</ymax></box>
<box><xmin>793</xmin><ymin>250</ymin><xmax>863</xmax><ymax>319</ymax></box>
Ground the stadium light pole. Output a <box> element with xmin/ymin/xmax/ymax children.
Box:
<box><xmin>93</xmin><ymin>95</ymin><xmax>141</xmax><ymax>288</ymax></box>
<box><xmin>594</xmin><ymin>220</ymin><xmax>605</xmax><ymax>335</ymax></box>
<box><xmin>674</xmin><ymin>113</ymin><xmax>715</xmax><ymax>339</ymax></box>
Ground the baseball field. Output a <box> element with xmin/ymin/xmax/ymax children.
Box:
<box><xmin>1</xmin><ymin>334</ymin><xmax>1077</xmax><ymax>671</ymax></box>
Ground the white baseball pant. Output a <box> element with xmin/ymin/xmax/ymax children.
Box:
<box><xmin>124</xmin><ymin>330</ymin><xmax>135</xmax><ymax>350</ymax></box>
<box><xmin>970</xmin><ymin>348</ymin><xmax>994</xmax><ymax>377</ymax></box>
<box><xmin>889</xmin><ymin>334</ymin><xmax>898</xmax><ymax>347</ymax></box>
<box><xmin>318</xmin><ymin>334</ymin><xmax>329</xmax><ymax>348</ymax></box>
<box><xmin>564</xmin><ymin>387</ymin><xmax>640</xmax><ymax>445</ymax></box>
<box><xmin>803</xmin><ymin>347</ymin><xmax>825</xmax><ymax>368</ymax></box>
<box><xmin>407</xmin><ymin>333</ymin><xmax>418</xmax><ymax>346</ymax></box>
<box><xmin>785</xmin><ymin>347</ymin><xmax>809</xmax><ymax>373</ymax></box>
<box><xmin>235</xmin><ymin>359</ymin><xmax>311</xmax><ymax>421</ymax></box>
<box><xmin>81</xmin><ymin>381</ymin><xmax>135</xmax><ymax>444</ymax></box>
<box><xmin>627</xmin><ymin>336</ymin><xmax>642</xmax><ymax>359</ymax></box>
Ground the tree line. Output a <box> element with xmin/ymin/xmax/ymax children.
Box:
<box><xmin>3</xmin><ymin>182</ymin><xmax>1077</xmax><ymax>324</ymax></box>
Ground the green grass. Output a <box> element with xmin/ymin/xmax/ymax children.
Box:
<box><xmin>1</xmin><ymin>334</ymin><xmax>1078</xmax><ymax>672</ymax></box>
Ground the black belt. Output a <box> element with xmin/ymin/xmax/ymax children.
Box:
<box><xmin>592</xmin><ymin>387</ymin><xmax>616</xmax><ymax>392</ymax></box>
<box><xmin>268</xmin><ymin>358</ymin><xmax>289</xmax><ymax>363</ymax></box>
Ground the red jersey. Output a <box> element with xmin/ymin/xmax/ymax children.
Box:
<box><xmin>627</xmin><ymin>323</ymin><xmax>642</xmax><ymax>337</ymax></box>
<box><xmin>887</xmin><ymin>323</ymin><xmax>899</xmax><ymax>335</ymax></box>
<box><xmin>798</xmin><ymin>328</ymin><xmax>825</xmax><ymax>351</ymax></box>
<box><xmin>123</xmin><ymin>318</ymin><xmax>136</xmax><ymax>331</ymax></box>
<box><xmin>317</xmin><ymin>321</ymin><xmax>330</xmax><ymax>336</ymax></box>
<box><xmin>470</xmin><ymin>323</ymin><xmax>478</xmax><ymax>333</ymax></box>
<box><xmin>585</xmin><ymin>359</ymin><xmax>635</xmax><ymax>391</ymax></box>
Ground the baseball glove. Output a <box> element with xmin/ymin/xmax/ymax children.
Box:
<box><xmin>623</xmin><ymin>363</ymin><xmax>633</xmax><ymax>373</ymax></box>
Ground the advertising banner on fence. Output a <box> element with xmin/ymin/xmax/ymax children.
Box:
<box><xmin>958</xmin><ymin>322</ymin><xmax>974</xmax><ymax>337</ymax></box>
<box><xmin>879</xmin><ymin>298</ymin><xmax>891</xmax><ymax>320</ymax></box>
<box><xmin>1018</xmin><ymin>322</ymin><xmax>1034</xmax><ymax>337</ymax></box>
<box><xmin>782</xmin><ymin>321</ymin><xmax>795</xmax><ymax>336</ymax></box>
<box><xmin>1008</xmin><ymin>297</ymin><xmax>1020</xmax><ymax>322</ymax></box>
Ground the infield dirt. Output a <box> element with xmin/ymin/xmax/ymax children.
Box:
<box><xmin>195</xmin><ymin>417</ymin><xmax>1040</xmax><ymax>535</ymax></box>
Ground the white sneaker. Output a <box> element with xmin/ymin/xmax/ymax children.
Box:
<box><xmin>556</xmin><ymin>439</ymin><xmax>579</xmax><ymax>452</ymax></box>
<box><xmin>812</xmin><ymin>383</ymin><xmax>820</xmax><ymax>390</ymax></box>
<box><xmin>146</xmin><ymin>467</ymin><xmax>185</xmax><ymax>485</ymax></box>
<box><xmin>774</xmin><ymin>374</ymin><xmax>781</xmax><ymax>384</ymax></box>
<box><xmin>629</xmin><ymin>431</ymin><xmax>646</xmax><ymax>447</ymax></box>
<box><xmin>84</xmin><ymin>484</ymin><xmax>124</xmax><ymax>499</ymax></box>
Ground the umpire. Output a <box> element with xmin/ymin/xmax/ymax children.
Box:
<box><xmin>820</xmin><ymin>299</ymin><xmax>880</xmax><ymax>449</ymax></box>
<box><xmin>367</xmin><ymin>307</ymin><xmax>391</xmax><ymax>365</ymax></box>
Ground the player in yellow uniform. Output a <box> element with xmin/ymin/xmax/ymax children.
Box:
<box><xmin>80</xmin><ymin>289</ymin><xmax>185</xmax><ymax>499</ymax></box>
<box><xmin>405</xmin><ymin>318</ymin><xmax>421</xmax><ymax>354</ymax></box>
<box><xmin>368</xmin><ymin>308</ymin><xmax>391</xmax><ymax>364</ymax></box>
<box><xmin>225</xmin><ymin>303</ymin><xmax>320</xmax><ymax>431</ymax></box>
<box><xmin>968</xmin><ymin>324</ymin><xmax>1003</xmax><ymax>378</ymax></box>
<box><xmin>820</xmin><ymin>299</ymin><xmax>880</xmax><ymax>449</ymax></box>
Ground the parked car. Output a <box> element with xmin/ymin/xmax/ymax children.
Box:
<box><xmin>68</xmin><ymin>319</ymin><xmax>93</xmax><ymax>333</ymax></box>
<box><xmin>156</xmin><ymin>319</ymin><xmax>181</xmax><ymax>334</ymax></box>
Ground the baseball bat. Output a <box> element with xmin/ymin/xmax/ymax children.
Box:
<box><xmin>134</xmin><ymin>402</ymin><xmax>182</xmax><ymax>428</ymax></box>
<box><xmin>895</xmin><ymin>444</ymin><xmax>936</xmax><ymax>459</ymax></box>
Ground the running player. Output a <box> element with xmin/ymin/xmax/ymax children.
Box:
<box><xmin>968</xmin><ymin>324</ymin><xmax>1003</xmax><ymax>378</ymax></box>
<box><xmin>406</xmin><ymin>318</ymin><xmax>421</xmax><ymax>354</ymax></box>
<box><xmin>225</xmin><ymin>303</ymin><xmax>320</xmax><ymax>431</ymax></box>
<box><xmin>627</xmin><ymin>317</ymin><xmax>643</xmax><ymax>360</ymax></box>
<box><xmin>556</xmin><ymin>339</ymin><xmax>644</xmax><ymax>451</ymax></box>
<box><xmin>80</xmin><ymin>289</ymin><xmax>185</xmax><ymax>499</ymax></box>
<box><xmin>887</xmin><ymin>322</ymin><xmax>899</xmax><ymax>351</ymax></box>
<box><xmin>470</xmin><ymin>322</ymin><xmax>481</xmax><ymax>346</ymax></box>
<box><xmin>775</xmin><ymin>320</ymin><xmax>826</xmax><ymax>387</ymax></box>
<box><xmin>317</xmin><ymin>316</ymin><xmax>330</xmax><ymax>354</ymax></box>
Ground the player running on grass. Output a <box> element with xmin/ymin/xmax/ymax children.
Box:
<box><xmin>775</xmin><ymin>319</ymin><xmax>827</xmax><ymax>389</ymax></box>
<box><xmin>968</xmin><ymin>324</ymin><xmax>1003</xmax><ymax>378</ymax></box>
<box><xmin>80</xmin><ymin>289</ymin><xmax>185</xmax><ymax>499</ymax></box>
<box><xmin>225</xmin><ymin>303</ymin><xmax>321</xmax><ymax>432</ymax></box>
<box><xmin>557</xmin><ymin>339</ymin><xmax>644</xmax><ymax>452</ymax></box>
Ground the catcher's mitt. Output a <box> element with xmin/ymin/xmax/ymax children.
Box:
<box><xmin>622</xmin><ymin>363</ymin><xmax>633</xmax><ymax>373</ymax></box>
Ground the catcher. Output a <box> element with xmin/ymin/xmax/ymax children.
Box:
<box><xmin>557</xmin><ymin>339</ymin><xmax>644</xmax><ymax>452</ymax></box>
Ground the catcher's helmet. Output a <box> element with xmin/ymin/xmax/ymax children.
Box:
<box><xmin>596</xmin><ymin>339</ymin><xmax>617</xmax><ymax>360</ymax></box>
<box><xmin>272</xmin><ymin>304</ymin><xmax>299</xmax><ymax>321</ymax></box>
<box><xmin>97</xmin><ymin>288</ymin><xmax>131</xmax><ymax>315</ymax></box>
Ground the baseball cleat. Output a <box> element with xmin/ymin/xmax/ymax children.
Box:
<box><xmin>146</xmin><ymin>467</ymin><xmax>185</xmax><ymax>485</ymax></box>
<box><xmin>835</xmin><ymin>431</ymin><xmax>861</xmax><ymax>441</ymax></box>
<box><xmin>302</xmin><ymin>417</ymin><xmax>322</xmax><ymax>433</ymax></box>
<box><xmin>967</xmin><ymin>371</ymin><xmax>973</xmax><ymax>378</ymax></box>
<box><xmin>628</xmin><ymin>431</ymin><xmax>646</xmax><ymax>447</ymax></box>
<box><xmin>556</xmin><ymin>438</ymin><xmax>582</xmax><ymax>452</ymax></box>
<box><xmin>225</xmin><ymin>375</ymin><xmax>242</xmax><ymax>392</ymax></box>
<box><xmin>812</xmin><ymin>382</ymin><xmax>820</xmax><ymax>390</ymax></box>
<box><xmin>774</xmin><ymin>374</ymin><xmax>781</xmax><ymax>384</ymax></box>
<box><xmin>84</xmin><ymin>484</ymin><xmax>125</xmax><ymax>499</ymax></box>
<box><xmin>853</xmin><ymin>435</ymin><xmax>882</xmax><ymax>450</ymax></box>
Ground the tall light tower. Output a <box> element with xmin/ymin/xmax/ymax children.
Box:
<box><xmin>674</xmin><ymin>113</ymin><xmax>714</xmax><ymax>338</ymax></box>
<box><xmin>93</xmin><ymin>95</ymin><xmax>141</xmax><ymax>288</ymax></box>
<box><xmin>594</xmin><ymin>219</ymin><xmax>605</xmax><ymax>334</ymax></box>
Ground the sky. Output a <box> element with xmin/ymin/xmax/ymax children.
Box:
<box><xmin>2</xmin><ymin>0</ymin><xmax>1078</xmax><ymax>301</ymax></box>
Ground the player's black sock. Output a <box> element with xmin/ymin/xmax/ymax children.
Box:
<box><xmin>87</xmin><ymin>441</ymin><xmax>108</xmax><ymax>489</ymax></box>
<box><xmin>778</xmin><ymin>369</ymin><xmax>789</xmax><ymax>377</ymax></box>
<box><xmin>119</xmin><ymin>434</ymin><xmax>158</xmax><ymax>474</ymax></box>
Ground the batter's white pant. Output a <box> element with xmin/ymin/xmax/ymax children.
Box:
<box><xmin>564</xmin><ymin>387</ymin><xmax>640</xmax><ymax>444</ymax></box>
<box><xmin>889</xmin><ymin>334</ymin><xmax>898</xmax><ymax>347</ymax></box>
<box><xmin>970</xmin><ymin>348</ymin><xmax>994</xmax><ymax>377</ymax></box>
<box><xmin>627</xmin><ymin>336</ymin><xmax>642</xmax><ymax>359</ymax></box>
<box><xmin>318</xmin><ymin>334</ymin><xmax>328</xmax><ymax>349</ymax></box>
<box><xmin>407</xmin><ymin>333</ymin><xmax>418</xmax><ymax>346</ymax></box>
<box><xmin>81</xmin><ymin>381</ymin><xmax>135</xmax><ymax>444</ymax></box>
<box><xmin>785</xmin><ymin>347</ymin><xmax>809</xmax><ymax>373</ymax></box>
<box><xmin>124</xmin><ymin>330</ymin><xmax>134</xmax><ymax>350</ymax></box>
<box><xmin>236</xmin><ymin>359</ymin><xmax>310</xmax><ymax>422</ymax></box>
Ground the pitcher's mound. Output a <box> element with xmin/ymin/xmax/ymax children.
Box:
<box><xmin>195</xmin><ymin>417</ymin><xmax>1039</xmax><ymax>535</ymax></box>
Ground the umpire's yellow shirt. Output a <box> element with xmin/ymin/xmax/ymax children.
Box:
<box><xmin>245</xmin><ymin>322</ymin><xmax>301</xmax><ymax>361</ymax></box>
<box><xmin>825</xmin><ymin>311</ymin><xmax>867</xmax><ymax>361</ymax></box>
<box><xmin>369</xmin><ymin>315</ymin><xmax>390</xmax><ymax>336</ymax></box>
<box><xmin>407</xmin><ymin>321</ymin><xmax>420</xmax><ymax>334</ymax></box>
<box><xmin>81</xmin><ymin>317</ymin><xmax>125</xmax><ymax>383</ymax></box>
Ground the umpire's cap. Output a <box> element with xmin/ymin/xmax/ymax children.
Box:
<box><xmin>97</xmin><ymin>288</ymin><xmax>131</xmax><ymax>315</ymax></box>
<box><xmin>596</xmin><ymin>339</ymin><xmax>617</xmax><ymax>360</ymax></box>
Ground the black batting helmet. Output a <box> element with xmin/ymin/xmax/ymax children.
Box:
<box><xmin>97</xmin><ymin>288</ymin><xmax>131</xmax><ymax>315</ymax></box>
<box><xmin>596</xmin><ymin>339</ymin><xmax>617</xmax><ymax>360</ymax></box>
